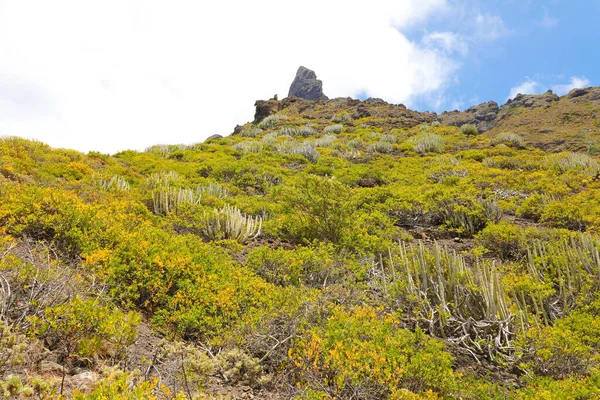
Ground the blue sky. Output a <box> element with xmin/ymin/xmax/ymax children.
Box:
<box><xmin>0</xmin><ymin>0</ymin><xmax>597</xmax><ymax>153</ymax></box>
<box><xmin>406</xmin><ymin>0</ymin><xmax>599</xmax><ymax>111</ymax></box>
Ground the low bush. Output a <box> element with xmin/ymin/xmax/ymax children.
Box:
<box><xmin>460</xmin><ymin>124</ymin><xmax>479</xmax><ymax>135</ymax></box>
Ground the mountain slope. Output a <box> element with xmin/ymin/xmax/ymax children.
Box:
<box><xmin>1</xmin><ymin>89</ymin><xmax>600</xmax><ymax>399</ymax></box>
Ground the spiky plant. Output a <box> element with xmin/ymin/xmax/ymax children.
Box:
<box><xmin>93</xmin><ymin>174</ymin><xmax>131</xmax><ymax>192</ymax></box>
<box><xmin>323</xmin><ymin>124</ymin><xmax>344</xmax><ymax>134</ymax></box>
<box><xmin>366</xmin><ymin>142</ymin><xmax>394</xmax><ymax>154</ymax></box>
<box><xmin>203</xmin><ymin>204</ymin><xmax>262</xmax><ymax>243</ymax></box>
<box><xmin>240</xmin><ymin>127</ymin><xmax>263</xmax><ymax>138</ymax></box>
<box><xmin>258</xmin><ymin>114</ymin><xmax>286</xmax><ymax>129</ymax></box>
<box><xmin>146</xmin><ymin>171</ymin><xmax>181</xmax><ymax>189</ymax></box>
<box><xmin>492</xmin><ymin>132</ymin><xmax>525</xmax><ymax>148</ymax></box>
<box><xmin>331</xmin><ymin>113</ymin><xmax>351</xmax><ymax>123</ymax></box>
<box><xmin>196</xmin><ymin>183</ymin><xmax>229</xmax><ymax>199</ymax></box>
<box><xmin>409</xmin><ymin>133</ymin><xmax>445</xmax><ymax>154</ymax></box>
<box><xmin>298</xmin><ymin>125</ymin><xmax>316</xmax><ymax>137</ymax></box>
<box><xmin>232</xmin><ymin>141</ymin><xmax>263</xmax><ymax>155</ymax></box>
<box><xmin>152</xmin><ymin>187</ymin><xmax>203</xmax><ymax>215</ymax></box>
<box><xmin>312</xmin><ymin>134</ymin><xmax>337</xmax><ymax>148</ymax></box>
<box><xmin>386</xmin><ymin>241</ymin><xmax>514</xmax><ymax>359</ymax></box>
<box><xmin>280</xmin><ymin>126</ymin><xmax>300</xmax><ymax>136</ymax></box>
<box><xmin>547</xmin><ymin>152</ymin><xmax>599</xmax><ymax>174</ymax></box>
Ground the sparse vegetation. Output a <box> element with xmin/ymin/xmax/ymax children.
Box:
<box><xmin>1</xmin><ymin>93</ymin><xmax>600</xmax><ymax>398</ymax></box>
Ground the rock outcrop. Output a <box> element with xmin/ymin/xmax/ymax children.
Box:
<box><xmin>503</xmin><ymin>90</ymin><xmax>559</xmax><ymax>110</ymax></box>
<box><xmin>438</xmin><ymin>101</ymin><xmax>500</xmax><ymax>132</ymax></box>
<box><xmin>288</xmin><ymin>66</ymin><xmax>327</xmax><ymax>101</ymax></box>
<box><xmin>438</xmin><ymin>90</ymin><xmax>565</xmax><ymax>132</ymax></box>
<box><xmin>565</xmin><ymin>87</ymin><xmax>600</xmax><ymax>105</ymax></box>
<box><xmin>253</xmin><ymin>99</ymin><xmax>280</xmax><ymax>123</ymax></box>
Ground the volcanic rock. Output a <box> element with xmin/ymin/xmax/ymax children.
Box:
<box><xmin>288</xmin><ymin>66</ymin><xmax>328</xmax><ymax>101</ymax></box>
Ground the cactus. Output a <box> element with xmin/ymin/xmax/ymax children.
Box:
<box><xmin>203</xmin><ymin>204</ymin><xmax>262</xmax><ymax>243</ymax></box>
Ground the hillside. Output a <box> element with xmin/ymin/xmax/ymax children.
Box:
<box><xmin>1</xmin><ymin>77</ymin><xmax>600</xmax><ymax>399</ymax></box>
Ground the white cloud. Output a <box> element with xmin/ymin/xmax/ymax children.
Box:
<box><xmin>0</xmin><ymin>0</ymin><xmax>466</xmax><ymax>153</ymax></box>
<box><xmin>552</xmin><ymin>76</ymin><xmax>591</xmax><ymax>96</ymax></box>
<box><xmin>538</xmin><ymin>11</ymin><xmax>559</xmax><ymax>29</ymax></box>
<box><xmin>473</xmin><ymin>13</ymin><xmax>512</xmax><ymax>41</ymax></box>
<box><xmin>423</xmin><ymin>32</ymin><xmax>468</xmax><ymax>55</ymax></box>
<box><xmin>508</xmin><ymin>79</ymin><xmax>542</xmax><ymax>100</ymax></box>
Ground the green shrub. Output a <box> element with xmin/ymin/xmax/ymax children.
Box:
<box><xmin>435</xmin><ymin>195</ymin><xmax>502</xmax><ymax>235</ymax></box>
<box><xmin>476</xmin><ymin>221</ymin><xmax>528</xmax><ymax>260</ymax></box>
<box><xmin>290</xmin><ymin>307</ymin><xmax>456</xmax><ymax>398</ymax></box>
<box><xmin>277</xmin><ymin>175</ymin><xmax>358</xmax><ymax>244</ymax></box>
<box><xmin>516</xmin><ymin>322</ymin><xmax>594</xmax><ymax>378</ymax></box>
<box><xmin>460</xmin><ymin>123</ymin><xmax>479</xmax><ymax>135</ymax></box>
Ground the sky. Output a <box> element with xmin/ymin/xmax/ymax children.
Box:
<box><xmin>0</xmin><ymin>0</ymin><xmax>598</xmax><ymax>153</ymax></box>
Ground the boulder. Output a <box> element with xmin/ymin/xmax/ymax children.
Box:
<box><xmin>288</xmin><ymin>66</ymin><xmax>328</xmax><ymax>101</ymax></box>
<box><xmin>204</xmin><ymin>134</ymin><xmax>223</xmax><ymax>142</ymax></box>
<box><xmin>70</xmin><ymin>371</ymin><xmax>99</xmax><ymax>392</ymax></box>
<box><xmin>40</xmin><ymin>360</ymin><xmax>65</xmax><ymax>374</ymax></box>
<box><xmin>253</xmin><ymin>99</ymin><xmax>280</xmax><ymax>124</ymax></box>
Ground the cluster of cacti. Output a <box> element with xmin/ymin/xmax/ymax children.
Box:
<box><xmin>333</xmin><ymin>149</ymin><xmax>362</xmax><ymax>160</ymax></box>
<box><xmin>514</xmin><ymin>233</ymin><xmax>600</xmax><ymax>326</ymax></box>
<box><xmin>260</xmin><ymin>131</ymin><xmax>281</xmax><ymax>143</ymax></box>
<box><xmin>240</xmin><ymin>127</ymin><xmax>263</xmax><ymax>138</ymax></box>
<box><xmin>202</xmin><ymin>204</ymin><xmax>262</xmax><ymax>243</ymax></box>
<box><xmin>298</xmin><ymin>125</ymin><xmax>316</xmax><ymax>137</ymax></box>
<box><xmin>196</xmin><ymin>182</ymin><xmax>229</xmax><ymax>198</ymax></box>
<box><xmin>547</xmin><ymin>152</ymin><xmax>599</xmax><ymax>174</ymax></box>
<box><xmin>232</xmin><ymin>141</ymin><xmax>263</xmax><ymax>154</ymax></box>
<box><xmin>331</xmin><ymin>113</ymin><xmax>352</xmax><ymax>123</ymax></box>
<box><xmin>312</xmin><ymin>134</ymin><xmax>337</xmax><ymax>148</ymax></box>
<box><xmin>437</xmin><ymin>196</ymin><xmax>502</xmax><ymax>234</ymax></box>
<box><xmin>279</xmin><ymin>126</ymin><xmax>300</xmax><ymax>136</ymax></box>
<box><xmin>380</xmin><ymin>134</ymin><xmax>398</xmax><ymax>143</ymax></box>
<box><xmin>386</xmin><ymin>241</ymin><xmax>514</xmax><ymax>359</ymax></box>
<box><xmin>145</xmin><ymin>143</ymin><xmax>195</xmax><ymax>157</ymax></box>
<box><xmin>93</xmin><ymin>174</ymin><xmax>131</xmax><ymax>192</ymax></box>
<box><xmin>409</xmin><ymin>132</ymin><xmax>445</xmax><ymax>154</ymax></box>
<box><xmin>275</xmin><ymin>141</ymin><xmax>320</xmax><ymax>163</ymax></box>
<box><xmin>151</xmin><ymin>187</ymin><xmax>203</xmax><ymax>215</ymax></box>
<box><xmin>366</xmin><ymin>141</ymin><xmax>394</xmax><ymax>154</ymax></box>
<box><xmin>146</xmin><ymin>171</ymin><xmax>181</xmax><ymax>189</ymax></box>
<box><xmin>492</xmin><ymin>131</ymin><xmax>525</xmax><ymax>147</ymax></box>
<box><xmin>348</xmin><ymin>139</ymin><xmax>364</xmax><ymax>149</ymax></box>
<box><xmin>258</xmin><ymin>114</ymin><xmax>286</xmax><ymax>129</ymax></box>
<box><xmin>323</xmin><ymin>124</ymin><xmax>344</xmax><ymax>134</ymax></box>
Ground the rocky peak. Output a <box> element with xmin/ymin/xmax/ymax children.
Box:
<box><xmin>503</xmin><ymin>90</ymin><xmax>559</xmax><ymax>110</ymax></box>
<box><xmin>288</xmin><ymin>66</ymin><xmax>328</xmax><ymax>101</ymax></box>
